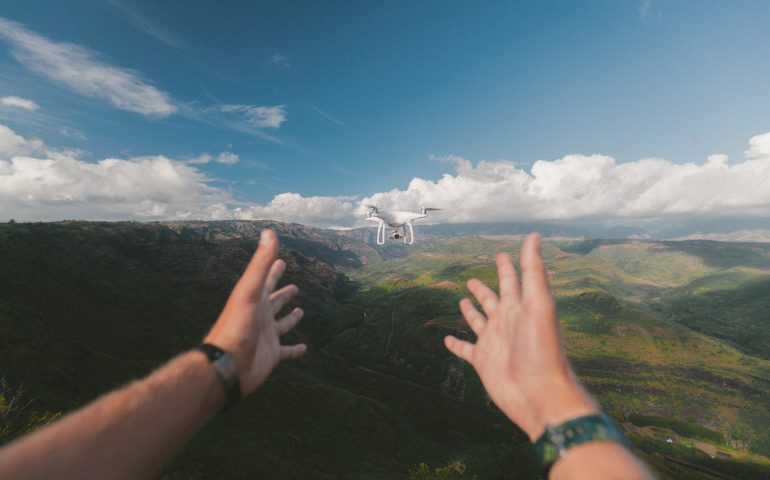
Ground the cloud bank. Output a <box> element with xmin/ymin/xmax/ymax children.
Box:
<box><xmin>3</xmin><ymin>122</ymin><xmax>770</xmax><ymax>230</ymax></box>
<box><xmin>0</xmin><ymin>124</ymin><xmax>224</xmax><ymax>220</ymax></box>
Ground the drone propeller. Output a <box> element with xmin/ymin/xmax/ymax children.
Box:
<box><xmin>364</xmin><ymin>205</ymin><xmax>379</xmax><ymax>217</ymax></box>
<box><xmin>420</xmin><ymin>207</ymin><xmax>442</xmax><ymax>214</ymax></box>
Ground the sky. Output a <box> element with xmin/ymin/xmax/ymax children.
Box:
<box><xmin>1</xmin><ymin>0</ymin><xmax>770</xmax><ymax>234</ymax></box>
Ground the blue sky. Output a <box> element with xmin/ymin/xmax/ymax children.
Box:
<box><xmin>1</xmin><ymin>1</ymin><xmax>770</xmax><ymax>231</ymax></box>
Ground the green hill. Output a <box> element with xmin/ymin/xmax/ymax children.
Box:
<box><xmin>2</xmin><ymin>222</ymin><xmax>770</xmax><ymax>479</ymax></box>
<box><xmin>0</xmin><ymin>222</ymin><xmax>532</xmax><ymax>479</ymax></box>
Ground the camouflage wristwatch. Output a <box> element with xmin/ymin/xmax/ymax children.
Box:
<box><xmin>532</xmin><ymin>412</ymin><xmax>631</xmax><ymax>478</ymax></box>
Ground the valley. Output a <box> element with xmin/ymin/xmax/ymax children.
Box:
<box><xmin>2</xmin><ymin>221</ymin><xmax>770</xmax><ymax>479</ymax></box>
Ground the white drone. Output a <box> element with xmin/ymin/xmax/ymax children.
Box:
<box><xmin>365</xmin><ymin>205</ymin><xmax>440</xmax><ymax>245</ymax></box>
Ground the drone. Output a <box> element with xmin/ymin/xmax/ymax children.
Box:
<box><xmin>365</xmin><ymin>205</ymin><xmax>440</xmax><ymax>245</ymax></box>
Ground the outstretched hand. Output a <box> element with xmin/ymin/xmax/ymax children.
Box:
<box><xmin>204</xmin><ymin>229</ymin><xmax>306</xmax><ymax>397</ymax></box>
<box><xmin>444</xmin><ymin>233</ymin><xmax>598</xmax><ymax>440</ymax></box>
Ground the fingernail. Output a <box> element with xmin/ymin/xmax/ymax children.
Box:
<box><xmin>260</xmin><ymin>229</ymin><xmax>272</xmax><ymax>245</ymax></box>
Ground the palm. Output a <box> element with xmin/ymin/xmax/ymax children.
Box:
<box><xmin>205</xmin><ymin>230</ymin><xmax>306</xmax><ymax>397</ymax></box>
<box><xmin>444</xmin><ymin>234</ymin><xmax>574</xmax><ymax>438</ymax></box>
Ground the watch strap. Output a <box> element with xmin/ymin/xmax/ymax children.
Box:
<box><xmin>533</xmin><ymin>412</ymin><xmax>631</xmax><ymax>478</ymax></box>
<box><xmin>196</xmin><ymin>343</ymin><xmax>242</xmax><ymax>411</ymax></box>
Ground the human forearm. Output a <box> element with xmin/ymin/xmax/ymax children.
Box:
<box><xmin>523</xmin><ymin>378</ymin><xmax>654</xmax><ymax>480</ymax></box>
<box><xmin>0</xmin><ymin>351</ymin><xmax>223</xmax><ymax>479</ymax></box>
<box><xmin>0</xmin><ymin>230</ymin><xmax>305</xmax><ymax>479</ymax></box>
<box><xmin>550</xmin><ymin>440</ymin><xmax>654</xmax><ymax>480</ymax></box>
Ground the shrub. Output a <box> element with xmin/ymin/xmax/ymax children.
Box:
<box><xmin>409</xmin><ymin>460</ymin><xmax>477</xmax><ymax>479</ymax></box>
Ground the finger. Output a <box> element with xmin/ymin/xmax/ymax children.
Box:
<box><xmin>235</xmin><ymin>229</ymin><xmax>279</xmax><ymax>300</ymax></box>
<box><xmin>520</xmin><ymin>233</ymin><xmax>550</xmax><ymax>303</ymax></box>
<box><xmin>467</xmin><ymin>278</ymin><xmax>499</xmax><ymax>315</ymax></box>
<box><xmin>279</xmin><ymin>343</ymin><xmax>307</xmax><ymax>361</ymax></box>
<box><xmin>263</xmin><ymin>259</ymin><xmax>286</xmax><ymax>294</ymax></box>
<box><xmin>276</xmin><ymin>307</ymin><xmax>303</xmax><ymax>336</ymax></box>
<box><xmin>459</xmin><ymin>298</ymin><xmax>486</xmax><ymax>335</ymax></box>
<box><xmin>444</xmin><ymin>335</ymin><xmax>475</xmax><ymax>363</ymax></box>
<box><xmin>496</xmin><ymin>252</ymin><xmax>520</xmax><ymax>300</ymax></box>
<box><xmin>270</xmin><ymin>284</ymin><xmax>299</xmax><ymax>316</ymax></box>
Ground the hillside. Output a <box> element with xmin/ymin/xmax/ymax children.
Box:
<box><xmin>0</xmin><ymin>222</ymin><xmax>532</xmax><ymax>479</ymax></box>
<box><xmin>344</xmin><ymin>235</ymin><xmax>770</xmax><ymax>479</ymax></box>
<box><xmin>2</xmin><ymin>222</ymin><xmax>770</xmax><ymax>479</ymax></box>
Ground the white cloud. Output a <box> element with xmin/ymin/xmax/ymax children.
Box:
<box><xmin>0</xmin><ymin>17</ymin><xmax>176</xmax><ymax>117</ymax></box>
<box><xmin>216</xmin><ymin>152</ymin><xmax>239</xmax><ymax>165</ymax></box>
<box><xmin>185</xmin><ymin>153</ymin><xmax>213</xmax><ymax>164</ymax></box>
<box><xmin>223</xmin><ymin>193</ymin><xmax>358</xmax><ymax>227</ymax></box>
<box><xmin>745</xmin><ymin>132</ymin><xmax>770</xmax><ymax>159</ymax></box>
<box><xmin>269</xmin><ymin>53</ymin><xmax>290</xmax><ymax>68</ymax></box>
<box><xmin>106</xmin><ymin>0</ymin><xmax>183</xmax><ymax>49</ymax></box>
<box><xmin>0</xmin><ymin>123</ymin><xmax>226</xmax><ymax>221</ymax></box>
<box><xmin>359</xmin><ymin>145</ymin><xmax>770</xmax><ymax>223</ymax></box>
<box><xmin>184</xmin><ymin>152</ymin><xmax>238</xmax><ymax>165</ymax></box>
<box><xmin>0</xmin><ymin>124</ymin><xmax>44</xmax><ymax>158</ymax></box>
<box><xmin>0</xmin><ymin>96</ymin><xmax>39</xmax><ymax>111</ymax></box>
<box><xmin>311</xmin><ymin>105</ymin><xmax>349</xmax><ymax>128</ymax></box>
<box><xmin>638</xmin><ymin>0</ymin><xmax>661</xmax><ymax>21</ymax></box>
<box><xmin>220</xmin><ymin>105</ymin><xmax>287</xmax><ymax>128</ymax></box>
<box><xmin>639</xmin><ymin>0</ymin><xmax>653</xmax><ymax>19</ymax></box>
<box><xmin>5</xmin><ymin>121</ymin><xmax>770</xmax><ymax>230</ymax></box>
<box><xmin>59</xmin><ymin>127</ymin><xmax>87</xmax><ymax>140</ymax></box>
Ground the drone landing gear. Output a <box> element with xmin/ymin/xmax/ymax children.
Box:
<box><xmin>375</xmin><ymin>220</ymin><xmax>385</xmax><ymax>245</ymax></box>
<box><xmin>393</xmin><ymin>223</ymin><xmax>414</xmax><ymax>244</ymax></box>
<box><xmin>374</xmin><ymin>221</ymin><xmax>415</xmax><ymax>245</ymax></box>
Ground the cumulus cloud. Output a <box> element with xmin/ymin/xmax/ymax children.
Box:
<box><xmin>0</xmin><ymin>123</ymin><xmax>226</xmax><ymax>221</ymax></box>
<box><xmin>219</xmin><ymin>105</ymin><xmax>287</xmax><ymax>128</ymax></box>
<box><xmin>0</xmin><ymin>95</ymin><xmax>39</xmax><ymax>111</ymax></box>
<box><xmin>221</xmin><ymin>193</ymin><xmax>358</xmax><ymax>227</ymax></box>
<box><xmin>4</xmin><ymin>120</ymin><xmax>770</xmax><ymax>230</ymax></box>
<box><xmin>359</xmin><ymin>145</ymin><xmax>770</xmax><ymax>223</ymax></box>
<box><xmin>0</xmin><ymin>17</ymin><xmax>176</xmax><ymax>117</ymax></box>
<box><xmin>745</xmin><ymin>132</ymin><xmax>770</xmax><ymax>159</ymax></box>
<box><xmin>0</xmin><ymin>124</ymin><xmax>44</xmax><ymax>158</ymax></box>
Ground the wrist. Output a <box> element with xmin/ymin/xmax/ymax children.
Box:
<box><xmin>185</xmin><ymin>352</ymin><xmax>228</xmax><ymax>413</ymax></box>
<box><xmin>203</xmin><ymin>333</ymin><xmax>252</xmax><ymax>383</ymax></box>
<box><xmin>194</xmin><ymin>343</ymin><xmax>242</xmax><ymax>411</ymax></box>
<box><xmin>520</xmin><ymin>377</ymin><xmax>600</xmax><ymax>441</ymax></box>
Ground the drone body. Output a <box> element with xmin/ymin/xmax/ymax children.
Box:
<box><xmin>365</xmin><ymin>206</ymin><xmax>439</xmax><ymax>245</ymax></box>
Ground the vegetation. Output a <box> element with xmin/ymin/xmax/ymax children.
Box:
<box><xmin>409</xmin><ymin>460</ymin><xmax>477</xmax><ymax>479</ymax></box>
<box><xmin>1</xmin><ymin>221</ymin><xmax>769</xmax><ymax>478</ymax></box>
<box><xmin>0</xmin><ymin>376</ymin><xmax>61</xmax><ymax>444</ymax></box>
<box><xmin>627</xmin><ymin>414</ymin><xmax>725</xmax><ymax>444</ymax></box>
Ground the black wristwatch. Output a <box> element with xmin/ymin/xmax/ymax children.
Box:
<box><xmin>195</xmin><ymin>343</ymin><xmax>242</xmax><ymax>411</ymax></box>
